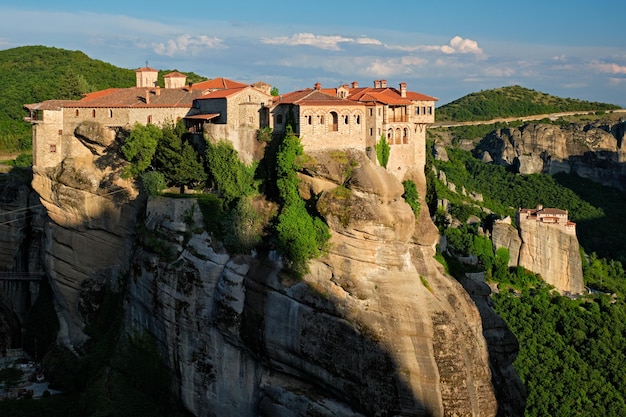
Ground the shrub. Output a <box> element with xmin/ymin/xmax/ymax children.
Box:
<box><xmin>141</xmin><ymin>171</ymin><xmax>166</xmax><ymax>196</ymax></box>
<box><xmin>375</xmin><ymin>134</ymin><xmax>390</xmax><ymax>168</ymax></box>
<box><xmin>402</xmin><ymin>180</ymin><xmax>421</xmax><ymax>217</ymax></box>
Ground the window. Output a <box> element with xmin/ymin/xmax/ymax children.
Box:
<box><xmin>415</xmin><ymin>107</ymin><xmax>420</xmax><ymax>115</ymax></box>
<box><xmin>307</xmin><ymin>115</ymin><xmax>312</xmax><ymax>125</ymax></box>
<box><xmin>395</xmin><ymin>128</ymin><xmax>401</xmax><ymax>144</ymax></box>
<box><xmin>58</xmin><ymin>129</ymin><xmax>63</xmax><ymax>135</ymax></box>
<box><xmin>319</xmin><ymin>115</ymin><xmax>325</xmax><ymax>124</ymax></box>
<box><xmin>428</xmin><ymin>107</ymin><xmax>433</xmax><ymax>115</ymax></box>
<box><xmin>369</xmin><ymin>108</ymin><xmax>373</xmax><ymax>116</ymax></box>
<box><xmin>403</xmin><ymin>128</ymin><xmax>409</xmax><ymax>144</ymax></box>
<box><xmin>147</xmin><ymin>115</ymin><xmax>153</xmax><ymax>124</ymax></box>
<box><xmin>276</xmin><ymin>114</ymin><xmax>283</xmax><ymax>125</ymax></box>
<box><xmin>109</xmin><ymin>109</ymin><xmax>113</xmax><ymax>118</ymax></box>
<box><xmin>355</xmin><ymin>115</ymin><xmax>361</xmax><ymax>124</ymax></box>
<box><xmin>369</xmin><ymin>128</ymin><xmax>373</xmax><ymax>136</ymax></box>
<box><xmin>91</xmin><ymin>109</ymin><xmax>96</xmax><ymax>118</ymax></box>
<box><xmin>75</xmin><ymin>109</ymin><xmax>79</xmax><ymax>117</ymax></box>
<box><xmin>49</xmin><ymin>144</ymin><xmax>56</xmax><ymax>153</ymax></box>
<box><xmin>344</xmin><ymin>115</ymin><xmax>349</xmax><ymax>124</ymax></box>
<box><xmin>378</xmin><ymin>108</ymin><xmax>382</xmax><ymax>116</ymax></box>
<box><xmin>422</xmin><ymin>106</ymin><xmax>426</xmax><ymax>114</ymax></box>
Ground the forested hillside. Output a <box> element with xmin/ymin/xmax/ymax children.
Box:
<box><xmin>436</xmin><ymin>85</ymin><xmax>621</xmax><ymax>122</ymax></box>
<box><xmin>429</xmin><ymin>144</ymin><xmax>626</xmax><ymax>416</ymax></box>
<box><xmin>0</xmin><ymin>45</ymin><xmax>206</xmax><ymax>154</ymax></box>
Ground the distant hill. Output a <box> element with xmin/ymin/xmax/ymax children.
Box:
<box><xmin>436</xmin><ymin>85</ymin><xmax>622</xmax><ymax>123</ymax></box>
<box><xmin>0</xmin><ymin>45</ymin><xmax>206</xmax><ymax>153</ymax></box>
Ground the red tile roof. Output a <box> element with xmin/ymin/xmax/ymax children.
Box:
<box><xmin>190</xmin><ymin>77</ymin><xmax>248</xmax><ymax>91</ymax></box>
<box><xmin>67</xmin><ymin>87</ymin><xmax>204</xmax><ymax>108</ymax></box>
<box><xmin>135</xmin><ymin>66</ymin><xmax>158</xmax><ymax>72</ymax></box>
<box><xmin>198</xmin><ymin>86</ymin><xmax>248</xmax><ymax>99</ymax></box>
<box><xmin>273</xmin><ymin>89</ymin><xmax>358</xmax><ymax>106</ymax></box>
<box><xmin>164</xmin><ymin>71</ymin><xmax>186</xmax><ymax>78</ymax></box>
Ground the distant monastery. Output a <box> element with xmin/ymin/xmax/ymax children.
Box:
<box><xmin>517</xmin><ymin>204</ymin><xmax>577</xmax><ymax>235</ymax></box>
<box><xmin>24</xmin><ymin>67</ymin><xmax>437</xmax><ymax>180</ymax></box>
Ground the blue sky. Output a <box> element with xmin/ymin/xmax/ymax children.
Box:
<box><xmin>1</xmin><ymin>1</ymin><xmax>625</xmax><ymax>106</ymax></box>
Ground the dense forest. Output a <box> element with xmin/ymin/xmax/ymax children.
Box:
<box><xmin>435</xmin><ymin>85</ymin><xmax>621</xmax><ymax>122</ymax></box>
<box><xmin>429</xmin><ymin>144</ymin><xmax>626</xmax><ymax>415</ymax></box>
<box><xmin>0</xmin><ymin>45</ymin><xmax>206</xmax><ymax>154</ymax></box>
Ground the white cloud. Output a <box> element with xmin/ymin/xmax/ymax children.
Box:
<box><xmin>387</xmin><ymin>36</ymin><xmax>483</xmax><ymax>56</ymax></box>
<box><xmin>589</xmin><ymin>60</ymin><xmax>626</xmax><ymax>75</ymax></box>
<box><xmin>153</xmin><ymin>35</ymin><xmax>223</xmax><ymax>56</ymax></box>
<box><xmin>260</xmin><ymin>32</ymin><xmax>382</xmax><ymax>51</ymax></box>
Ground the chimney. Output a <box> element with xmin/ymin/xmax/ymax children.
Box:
<box><xmin>380</xmin><ymin>79</ymin><xmax>387</xmax><ymax>88</ymax></box>
<box><xmin>145</xmin><ymin>90</ymin><xmax>150</xmax><ymax>104</ymax></box>
<box><xmin>374</xmin><ymin>80</ymin><xmax>381</xmax><ymax>88</ymax></box>
<box><xmin>399</xmin><ymin>82</ymin><xmax>407</xmax><ymax>98</ymax></box>
<box><xmin>314</xmin><ymin>82</ymin><xmax>321</xmax><ymax>90</ymax></box>
<box><xmin>155</xmin><ymin>86</ymin><xmax>161</xmax><ymax>96</ymax></box>
<box><xmin>351</xmin><ymin>81</ymin><xmax>359</xmax><ymax>88</ymax></box>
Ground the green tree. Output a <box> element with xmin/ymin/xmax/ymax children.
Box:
<box><xmin>270</xmin><ymin>86</ymin><xmax>279</xmax><ymax>96</ymax></box>
<box><xmin>205</xmin><ymin>139</ymin><xmax>256</xmax><ymax>204</ymax></box>
<box><xmin>121</xmin><ymin>123</ymin><xmax>160</xmax><ymax>178</ymax></box>
<box><xmin>402</xmin><ymin>180</ymin><xmax>421</xmax><ymax>217</ymax></box>
<box><xmin>274</xmin><ymin>127</ymin><xmax>330</xmax><ymax>276</ymax></box>
<box><xmin>141</xmin><ymin>171</ymin><xmax>166</xmax><ymax>196</ymax></box>
<box><xmin>375</xmin><ymin>134</ymin><xmax>390</xmax><ymax>168</ymax></box>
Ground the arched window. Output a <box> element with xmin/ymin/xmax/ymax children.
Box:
<box><xmin>330</xmin><ymin>112</ymin><xmax>338</xmax><ymax>131</ymax></box>
<box><xmin>395</xmin><ymin>128</ymin><xmax>401</xmax><ymax>144</ymax></box>
<box><xmin>307</xmin><ymin>115</ymin><xmax>312</xmax><ymax>125</ymax></box>
<box><xmin>344</xmin><ymin>115</ymin><xmax>349</xmax><ymax>124</ymax></box>
<box><xmin>387</xmin><ymin>128</ymin><xmax>393</xmax><ymax>143</ymax></box>
<box><xmin>91</xmin><ymin>109</ymin><xmax>96</xmax><ymax>118</ymax></box>
<box><xmin>355</xmin><ymin>115</ymin><xmax>361</xmax><ymax>125</ymax></box>
<box><xmin>319</xmin><ymin>115</ymin><xmax>325</xmax><ymax>125</ymax></box>
<box><xmin>403</xmin><ymin>128</ymin><xmax>409</xmax><ymax>144</ymax></box>
<box><xmin>276</xmin><ymin>114</ymin><xmax>283</xmax><ymax>125</ymax></box>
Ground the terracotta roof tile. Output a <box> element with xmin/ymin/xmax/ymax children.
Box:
<box><xmin>190</xmin><ymin>77</ymin><xmax>248</xmax><ymax>91</ymax></box>
<box><xmin>198</xmin><ymin>86</ymin><xmax>248</xmax><ymax>99</ymax></box>
<box><xmin>164</xmin><ymin>71</ymin><xmax>186</xmax><ymax>78</ymax></box>
<box><xmin>135</xmin><ymin>66</ymin><xmax>158</xmax><ymax>72</ymax></box>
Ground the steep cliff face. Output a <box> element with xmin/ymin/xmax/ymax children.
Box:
<box><xmin>477</xmin><ymin>121</ymin><xmax>626</xmax><ymax>189</ymax></box>
<box><xmin>125</xmin><ymin>150</ymin><xmax>522</xmax><ymax>416</ymax></box>
<box><xmin>0</xmin><ymin>174</ymin><xmax>46</xmax><ymax>351</ymax></box>
<box><xmin>30</xmin><ymin>123</ymin><xmax>143</xmax><ymax>349</ymax></box>
<box><xmin>492</xmin><ymin>219</ymin><xmax>584</xmax><ymax>294</ymax></box>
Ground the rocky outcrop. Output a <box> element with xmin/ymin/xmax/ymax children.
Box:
<box><xmin>477</xmin><ymin>121</ymin><xmax>626</xmax><ymax>189</ymax></box>
<box><xmin>30</xmin><ymin>123</ymin><xmax>143</xmax><ymax>349</ymax></box>
<box><xmin>124</xmin><ymin>150</ymin><xmax>522</xmax><ymax>416</ymax></box>
<box><xmin>492</xmin><ymin>216</ymin><xmax>584</xmax><ymax>294</ymax></box>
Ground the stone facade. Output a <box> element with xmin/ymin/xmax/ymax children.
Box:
<box><xmin>270</xmin><ymin>81</ymin><xmax>437</xmax><ymax>179</ymax></box>
<box><xmin>25</xmin><ymin>71</ymin><xmax>437</xmax><ymax>181</ymax></box>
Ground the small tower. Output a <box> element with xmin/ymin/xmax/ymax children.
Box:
<box><xmin>164</xmin><ymin>71</ymin><xmax>187</xmax><ymax>89</ymax></box>
<box><xmin>135</xmin><ymin>66</ymin><xmax>158</xmax><ymax>88</ymax></box>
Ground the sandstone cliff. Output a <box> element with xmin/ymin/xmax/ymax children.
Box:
<box><xmin>124</xmin><ymin>150</ymin><xmax>523</xmax><ymax>416</ymax></box>
<box><xmin>24</xmin><ymin>118</ymin><xmax>525</xmax><ymax>415</ymax></box>
<box><xmin>0</xmin><ymin>173</ymin><xmax>46</xmax><ymax>352</ymax></box>
<box><xmin>492</xmin><ymin>219</ymin><xmax>584</xmax><ymax>294</ymax></box>
<box><xmin>477</xmin><ymin>121</ymin><xmax>626</xmax><ymax>189</ymax></box>
<box><xmin>30</xmin><ymin>123</ymin><xmax>143</xmax><ymax>348</ymax></box>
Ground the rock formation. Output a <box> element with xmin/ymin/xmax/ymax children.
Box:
<box><xmin>22</xmin><ymin>116</ymin><xmax>525</xmax><ymax>415</ymax></box>
<box><xmin>492</xmin><ymin>213</ymin><xmax>584</xmax><ymax>294</ymax></box>
<box><xmin>476</xmin><ymin>121</ymin><xmax>626</xmax><ymax>189</ymax></box>
<box><xmin>124</xmin><ymin>150</ymin><xmax>523</xmax><ymax>416</ymax></box>
<box><xmin>30</xmin><ymin>123</ymin><xmax>143</xmax><ymax>348</ymax></box>
<box><xmin>0</xmin><ymin>173</ymin><xmax>46</xmax><ymax>351</ymax></box>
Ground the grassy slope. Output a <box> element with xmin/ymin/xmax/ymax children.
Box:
<box><xmin>436</xmin><ymin>85</ymin><xmax>622</xmax><ymax>122</ymax></box>
<box><xmin>0</xmin><ymin>45</ymin><xmax>206</xmax><ymax>153</ymax></box>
